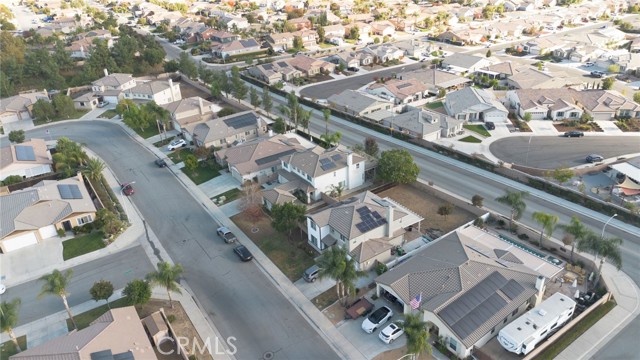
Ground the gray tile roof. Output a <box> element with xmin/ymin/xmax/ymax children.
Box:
<box><xmin>188</xmin><ymin>111</ymin><xmax>266</xmax><ymax>144</ymax></box>
<box><xmin>327</xmin><ymin>90</ymin><xmax>390</xmax><ymax>114</ymax></box>
<box><xmin>376</xmin><ymin>226</ymin><xmax>539</xmax><ymax>349</ymax></box>
<box><xmin>91</xmin><ymin>73</ymin><xmax>133</xmax><ymax>88</ymax></box>
<box><xmin>443</xmin><ymin>53</ymin><xmax>487</xmax><ymax>69</ymax></box>
<box><xmin>402</xmin><ymin>69</ymin><xmax>471</xmax><ymax>91</ymax></box>
<box><xmin>445</xmin><ymin>87</ymin><xmax>507</xmax><ymax>116</ymax></box>
<box><xmin>280</xmin><ymin>146</ymin><xmax>363</xmax><ymax>179</ymax></box>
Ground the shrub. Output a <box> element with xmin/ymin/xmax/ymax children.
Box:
<box><xmin>473</xmin><ymin>217</ymin><xmax>485</xmax><ymax>229</ymax></box>
<box><xmin>167</xmin><ymin>314</ymin><xmax>176</xmax><ymax>323</ymax></box>
<box><xmin>57</xmin><ymin>228</ymin><xmax>66</xmax><ymax>238</ymax></box>
<box><xmin>497</xmin><ymin>219</ymin><xmax>506</xmax><ymax>227</ymax></box>
<box><xmin>72</xmin><ymin>226</ymin><xmax>81</xmax><ymax>235</ymax></box>
<box><xmin>376</xmin><ymin>262</ymin><xmax>388</xmax><ymax>275</ymax></box>
<box><xmin>518</xmin><ymin>233</ymin><xmax>529</xmax><ymax>240</ymax></box>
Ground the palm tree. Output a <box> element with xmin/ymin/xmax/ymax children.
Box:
<box><xmin>495</xmin><ymin>190</ymin><xmax>528</xmax><ymax>232</ymax></box>
<box><xmin>577</xmin><ymin>232</ymin><xmax>623</xmax><ymax>288</ymax></box>
<box><xmin>403</xmin><ymin>313</ymin><xmax>432</xmax><ymax>359</ymax></box>
<box><xmin>145</xmin><ymin>262</ymin><xmax>184</xmax><ymax>308</ymax></box>
<box><xmin>38</xmin><ymin>269</ymin><xmax>77</xmax><ymax>330</ymax></box>
<box><xmin>0</xmin><ymin>299</ymin><xmax>22</xmax><ymax>352</ymax></box>
<box><xmin>558</xmin><ymin>216</ymin><xmax>589</xmax><ymax>263</ymax></box>
<box><xmin>81</xmin><ymin>157</ymin><xmax>105</xmax><ymax>182</ymax></box>
<box><xmin>317</xmin><ymin>246</ymin><xmax>347</xmax><ymax>301</ymax></box>
<box><xmin>322</xmin><ymin>108</ymin><xmax>331</xmax><ymax>136</ymax></box>
<box><xmin>339</xmin><ymin>256</ymin><xmax>366</xmax><ymax>305</ymax></box>
<box><xmin>532</xmin><ymin>211</ymin><xmax>559</xmax><ymax>249</ymax></box>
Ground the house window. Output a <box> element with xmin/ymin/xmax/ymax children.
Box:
<box><xmin>512</xmin><ymin>309</ymin><xmax>518</xmax><ymax>316</ymax></box>
<box><xmin>356</xmin><ymin>163</ymin><xmax>360</xmax><ymax>169</ymax></box>
<box><xmin>449</xmin><ymin>338</ymin><xmax>457</xmax><ymax>351</ymax></box>
<box><xmin>245</xmin><ymin>131</ymin><xmax>251</xmax><ymax>135</ymax></box>
<box><xmin>556</xmin><ymin>111</ymin><xmax>564</xmax><ymax>117</ymax></box>
<box><xmin>340</xmin><ymin>234</ymin><xmax>348</xmax><ymax>241</ymax></box>
<box><xmin>503</xmin><ymin>317</ymin><xmax>508</xmax><ymax>324</ymax></box>
<box><xmin>491</xmin><ymin>327</ymin><xmax>496</xmax><ymax>334</ymax></box>
<box><xmin>570</xmin><ymin>112</ymin><xmax>579</xmax><ymax>118</ymax></box>
<box><xmin>77</xmin><ymin>215</ymin><xmax>93</xmax><ymax>225</ymax></box>
<box><xmin>311</xmin><ymin>235</ymin><xmax>317</xmax><ymax>243</ymax></box>
<box><xmin>307</xmin><ymin>175</ymin><xmax>312</xmax><ymax>181</ymax></box>
<box><xmin>310</xmin><ymin>221</ymin><xmax>316</xmax><ymax>230</ymax></box>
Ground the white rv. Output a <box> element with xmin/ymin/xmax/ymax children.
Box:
<box><xmin>497</xmin><ymin>292</ymin><xmax>576</xmax><ymax>355</ymax></box>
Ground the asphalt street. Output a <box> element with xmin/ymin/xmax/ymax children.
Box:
<box><xmin>489</xmin><ymin>136</ymin><xmax>640</xmax><ymax>168</ymax></box>
<box><xmin>24</xmin><ymin>122</ymin><xmax>340</xmax><ymax>360</ymax></box>
<box><xmin>3</xmin><ymin>245</ymin><xmax>154</xmax><ymax>325</ymax></box>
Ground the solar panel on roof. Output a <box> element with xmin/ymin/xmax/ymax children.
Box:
<box><xmin>356</xmin><ymin>207</ymin><xmax>371</xmax><ymax>215</ymax></box>
<box><xmin>356</xmin><ymin>223</ymin><xmax>368</xmax><ymax>233</ymax></box>
<box><xmin>331</xmin><ymin>154</ymin><xmax>342</xmax><ymax>161</ymax></box>
<box><xmin>254</xmin><ymin>148</ymin><xmax>297</xmax><ymax>165</ymax></box>
<box><xmin>277</xmin><ymin>61</ymin><xmax>288</xmax><ymax>67</ymax></box>
<box><xmin>263</xmin><ymin>63</ymin><xmax>273</xmax><ymax>70</ymax></box>
<box><xmin>223</xmin><ymin>112</ymin><xmax>258</xmax><ymax>129</ymax></box>
<box><xmin>501</xmin><ymin>279</ymin><xmax>525</xmax><ymax>300</ymax></box>
<box><xmin>319</xmin><ymin>158</ymin><xmax>332</xmax><ymax>165</ymax></box>
<box><xmin>320</xmin><ymin>162</ymin><xmax>336</xmax><ymax>171</ymax></box>
<box><xmin>57</xmin><ymin>184</ymin><xmax>83</xmax><ymax>199</ymax></box>
<box><xmin>15</xmin><ymin>145</ymin><xmax>36</xmax><ymax>161</ymax></box>
<box><xmin>396</xmin><ymin>83</ymin><xmax>412</xmax><ymax>89</ymax></box>
<box><xmin>372</xmin><ymin>211</ymin><xmax>382</xmax><ymax>219</ymax></box>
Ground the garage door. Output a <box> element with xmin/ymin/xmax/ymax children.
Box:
<box><xmin>39</xmin><ymin>225</ymin><xmax>58</xmax><ymax>239</ymax></box>
<box><xmin>0</xmin><ymin>113</ymin><xmax>19</xmax><ymax>124</ymax></box>
<box><xmin>2</xmin><ymin>232</ymin><xmax>38</xmax><ymax>252</ymax></box>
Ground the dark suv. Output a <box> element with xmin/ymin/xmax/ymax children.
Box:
<box><xmin>484</xmin><ymin>121</ymin><xmax>495</xmax><ymax>130</ymax></box>
<box><xmin>564</xmin><ymin>130</ymin><xmax>584</xmax><ymax>137</ymax></box>
<box><xmin>586</xmin><ymin>154</ymin><xmax>604</xmax><ymax>163</ymax></box>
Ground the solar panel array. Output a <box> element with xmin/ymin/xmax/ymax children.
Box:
<box><xmin>331</xmin><ymin>154</ymin><xmax>342</xmax><ymax>161</ymax></box>
<box><xmin>263</xmin><ymin>63</ymin><xmax>274</xmax><ymax>70</ymax></box>
<box><xmin>354</xmin><ymin>207</ymin><xmax>387</xmax><ymax>233</ymax></box>
<box><xmin>223</xmin><ymin>112</ymin><xmax>257</xmax><ymax>129</ymax></box>
<box><xmin>396</xmin><ymin>83</ymin><xmax>412</xmax><ymax>89</ymax></box>
<box><xmin>439</xmin><ymin>272</ymin><xmax>523</xmax><ymax>340</ymax></box>
<box><xmin>15</xmin><ymin>145</ymin><xmax>36</xmax><ymax>161</ymax></box>
<box><xmin>57</xmin><ymin>184</ymin><xmax>83</xmax><ymax>199</ymax></box>
<box><xmin>319</xmin><ymin>157</ymin><xmax>337</xmax><ymax>171</ymax></box>
<box><xmin>277</xmin><ymin>61</ymin><xmax>288</xmax><ymax>67</ymax></box>
<box><xmin>255</xmin><ymin>148</ymin><xmax>297</xmax><ymax>165</ymax></box>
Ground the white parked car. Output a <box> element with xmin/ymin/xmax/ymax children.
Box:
<box><xmin>0</xmin><ymin>284</ymin><xmax>6</xmax><ymax>294</ymax></box>
<box><xmin>97</xmin><ymin>101</ymin><xmax>109</xmax><ymax>108</ymax></box>
<box><xmin>362</xmin><ymin>306</ymin><xmax>393</xmax><ymax>333</ymax></box>
<box><xmin>167</xmin><ymin>139</ymin><xmax>187</xmax><ymax>151</ymax></box>
<box><xmin>584</xmin><ymin>62</ymin><xmax>595</xmax><ymax>67</ymax></box>
<box><xmin>379</xmin><ymin>322</ymin><xmax>404</xmax><ymax>344</ymax></box>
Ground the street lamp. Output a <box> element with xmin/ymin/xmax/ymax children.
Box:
<box><xmin>601</xmin><ymin>213</ymin><xmax>617</xmax><ymax>240</ymax></box>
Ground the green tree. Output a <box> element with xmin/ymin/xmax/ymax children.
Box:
<box><xmin>81</xmin><ymin>157</ymin><xmax>105</xmax><ymax>182</ymax></box>
<box><xmin>437</xmin><ymin>203</ymin><xmax>454</xmax><ymax>219</ymax></box>
<box><xmin>602</xmin><ymin>77</ymin><xmax>614</xmax><ymax>90</ymax></box>
<box><xmin>472</xmin><ymin>194</ymin><xmax>484</xmax><ymax>207</ymax></box>
<box><xmin>123</xmin><ymin>279</ymin><xmax>152</xmax><ymax>307</ymax></box>
<box><xmin>178</xmin><ymin>52</ymin><xmax>197</xmax><ymax>79</ymax></box>
<box><xmin>558</xmin><ymin>216</ymin><xmax>589</xmax><ymax>263</ymax></box>
<box><xmin>32</xmin><ymin>99</ymin><xmax>56</xmax><ymax>122</ymax></box>
<box><xmin>403</xmin><ymin>313</ymin><xmax>432</xmax><ymax>357</ymax></box>
<box><xmin>52</xmin><ymin>95</ymin><xmax>75</xmax><ymax>119</ymax></box>
<box><xmin>218</xmin><ymin>107</ymin><xmax>235</xmax><ymax>117</ymax></box>
<box><xmin>320</xmin><ymin>131</ymin><xmax>342</xmax><ymax>147</ymax></box>
<box><xmin>273</xmin><ymin>117</ymin><xmax>286</xmax><ymax>133</ymax></box>
<box><xmin>96</xmin><ymin>208</ymin><xmax>123</xmax><ymax>237</ymax></box>
<box><xmin>552</xmin><ymin>167</ymin><xmax>574</xmax><ymax>185</ymax></box>
<box><xmin>350</xmin><ymin>26</ymin><xmax>360</xmax><ymax>40</ymax></box>
<box><xmin>271</xmin><ymin>202</ymin><xmax>306</xmax><ymax>238</ymax></box>
<box><xmin>146</xmin><ymin>262</ymin><xmax>183</xmax><ymax>308</ymax></box>
<box><xmin>83</xmin><ymin>39</ymin><xmax>119</xmax><ymax>81</ymax></box>
<box><xmin>634</xmin><ymin>92</ymin><xmax>640</xmax><ymax>103</ymax></box>
<box><xmin>183</xmin><ymin>154</ymin><xmax>199</xmax><ymax>172</ymax></box>
<box><xmin>495</xmin><ymin>190</ymin><xmax>528</xmax><ymax>232</ymax></box>
<box><xmin>38</xmin><ymin>269</ymin><xmax>77</xmax><ymax>330</ymax></box>
<box><xmin>607</xmin><ymin>64</ymin><xmax>620</xmax><ymax>73</ymax></box>
<box><xmin>317</xmin><ymin>26</ymin><xmax>325</xmax><ymax>42</ymax></box>
<box><xmin>486</xmin><ymin>49</ymin><xmax>492</xmax><ymax>57</ymax></box>
<box><xmin>532</xmin><ymin>211</ymin><xmax>559</xmax><ymax>248</ymax></box>
<box><xmin>316</xmin><ymin>245</ymin><xmax>365</xmax><ymax>305</ymax></box>
<box><xmin>249</xmin><ymin>87</ymin><xmax>261</xmax><ymax>109</ymax></box>
<box><xmin>262</xmin><ymin>86</ymin><xmax>273</xmax><ymax>113</ymax></box>
<box><xmin>577</xmin><ymin>231</ymin><xmax>623</xmax><ymax>288</ymax></box>
<box><xmin>8</xmin><ymin>130</ymin><xmax>25</xmax><ymax>143</ymax></box>
<box><xmin>293</xmin><ymin>36</ymin><xmax>304</xmax><ymax>50</ymax></box>
<box><xmin>0</xmin><ymin>299</ymin><xmax>22</xmax><ymax>352</ymax></box>
<box><xmin>364</xmin><ymin>137</ymin><xmax>379</xmax><ymax>158</ymax></box>
<box><xmin>231</xmin><ymin>66</ymin><xmax>248</xmax><ymax>102</ymax></box>
<box><xmin>322</xmin><ymin>108</ymin><xmax>331</xmax><ymax>136</ymax></box>
<box><xmin>523</xmin><ymin>112</ymin><xmax>532</xmax><ymax>121</ymax></box>
<box><xmin>90</xmin><ymin>280</ymin><xmax>114</xmax><ymax>309</ymax></box>
<box><xmin>1</xmin><ymin>175</ymin><xmax>23</xmax><ymax>186</ymax></box>
<box><xmin>376</xmin><ymin>149</ymin><xmax>419</xmax><ymax>184</ymax></box>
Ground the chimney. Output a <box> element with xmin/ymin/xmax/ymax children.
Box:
<box><xmin>103</xmin><ymin>68</ymin><xmax>109</xmax><ymax>77</ymax></box>
<box><xmin>268</xmin><ymin>129</ymin><xmax>274</xmax><ymax>137</ymax></box>
<box><xmin>418</xmin><ymin>110</ymin><xmax>422</xmax><ymax>123</ymax></box>
<box><xmin>386</xmin><ymin>204</ymin><xmax>394</xmax><ymax>237</ymax></box>
<box><xmin>535</xmin><ymin>275</ymin><xmax>545</xmax><ymax>291</ymax></box>
<box><xmin>168</xmin><ymin>79</ymin><xmax>176</xmax><ymax>102</ymax></box>
<box><xmin>198</xmin><ymin>97</ymin><xmax>204</xmax><ymax>114</ymax></box>
<box><xmin>347</xmin><ymin>152</ymin><xmax>353</xmax><ymax>166</ymax></box>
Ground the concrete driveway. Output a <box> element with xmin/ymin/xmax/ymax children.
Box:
<box><xmin>197</xmin><ymin>171</ymin><xmax>239</xmax><ymax>198</ymax></box>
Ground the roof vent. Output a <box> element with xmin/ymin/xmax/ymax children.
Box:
<box><xmin>538</xmin><ymin>309</ymin><xmax>547</xmax><ymax>316</ymax></box>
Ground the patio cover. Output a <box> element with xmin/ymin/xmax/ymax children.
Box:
<box><xmin>611</xmin><ymin>161</ymin><xmax>640</xmax><ymax>183</ymax></box>
<box><xmin>616</xmin><ymin>176</ymin><xmax>640</xmax><ymax>195</ymax></box>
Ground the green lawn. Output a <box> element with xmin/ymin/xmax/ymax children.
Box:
<box><xmin>533</xmin><ymin>300</ymin><xmax>616</xmax><ymax>360</ymax></box>
<box><xmin>463</xmin><ymin>124</ymin><xmax>492</xmax><ymax>137</ymax></box>
<box><xmin>167</xmin><ymin>148</ymin><xmax>190</xmax><ymax>164</ymax></box>
<box><xmin>153</xmin><ymin>136</ymin><xmax>175</xmax><ymax>148</ymax></box>
<box><xmin>0</xmin><ymin>336</ymin><xmax>27</xmax><ymax>360</ymax></box>
<box><xmin>98</xmin><ymin>109</ymin><xmax>118</xmax><ymax>119</ymax></box>
<box><xmin>459</xmin><ymin>135</ymin><xmax>482</xmax><ymax>143</ymax></box>
<box><xmin>67</xmin><ymin>297</ymin><xmax>130</xmax><ymax>331</ymax></box>
<box><xmin>63</xmin><ymin>232</ymin><xmax>106</xmax><ymax>261</ymax></box>
<box><xmin>130</xmin><ymin>125</ymin><xmax>160</xmax><ymax>139</ymax></box>
<box><xmin>181</xmin><ymin>161</ymin><xmax>221</xmax><ymax>185</ymax></box>
<box><xmin>318</xmin><ymin>42</ymin><xmax>335</xmax><ymax>48</ymax></box>
<box><xmin>33</xmin><ymin>110</ymin><xmax>89</xmax><ymax>126</ymax></box>
<box><xmin>212</xmin><ymin>187</ymin><xmax>242</xmax><ymax>205</ymax></box>
<box><xmin>426</xmin><ymin>101</ymin><xmax>443</xmax><ymax>109</ymax></box>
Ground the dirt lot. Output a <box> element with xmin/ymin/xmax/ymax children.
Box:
<box><xmin>376</xmin><ymin>184</ymin><xmax>477</xmax><ymax>235</ymax></box>
<box><xmin>319</xmin><ymin>287</ymin><xmax>372</xmax><ymax>326</ymax></box>
<box><xmin>176</xmin><ymin>79</ymin><xmax>211</xmax><ymax>100</ymax></box>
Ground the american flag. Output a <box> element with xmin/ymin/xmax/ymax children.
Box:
<box><xmin>410</xmin><ymin>293</ymin><xmax>422</xmax><ymax>310</ymax></box>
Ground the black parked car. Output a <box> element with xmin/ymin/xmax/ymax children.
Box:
<box><xmin>234</xmin><ymin>245</ymin><xmax>253</xmax><ymax>261</ymax></box>
<box><xmin>484</xmin><ymin>121</ymin><xmax>495</xmax><ymax>130</ymax></box>
<box><xmin>154</xmin><ymin>159</ymin><xmax>167</xmax><ymax>167</ymax></box>
<box><xmin>590</xmin><ymin>71</ymin><xmax>605</xmax><ymax>78</ymax></box>
<box><xmin>586</xmin><ymin>154</ymin><xmax>604</xmax><ymax>163</ymax></box>
<box><xmin>564</xmin><ymin>130</ymin><xmax>584</xmax><ymax>137</ymax></box>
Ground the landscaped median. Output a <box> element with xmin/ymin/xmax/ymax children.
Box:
<box><xmin>0</xmin><ymin>336</ymin><xmax>27</xmax><ymax>360</ymax></box>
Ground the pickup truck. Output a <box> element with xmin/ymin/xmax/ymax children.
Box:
<box><xmin>345</xmin><ymin>297</ymin><xmax>374</xmax><ymax>319</ymax></box>
<box><xmin>217</xmin><ymin>226</ymin><xmax>237</xmax><ymax>243</ymax></box>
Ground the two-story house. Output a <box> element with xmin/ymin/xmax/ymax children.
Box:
<box><xmin>305</xmin><ymin>191</ymin><xmax>423</xmax><ymax>270</ymax></box>
<box><xmin>91</xmin><ymin>70</ymin><xmax>136</xmax><ymax>104</ymax></box>
<box><xmin>161</xmin><ymin>96</ymin><xmax>219</xmax><ymax>132</ymax></box>
<box><xmin>185</xmin><ymin>111</ymin><xmax>268</xmax><ymax>148</ymax></box>
<box><xmin>122</xmin><ymin>79</ymin><xmax>182</xmax><ymax>105</ymax></box>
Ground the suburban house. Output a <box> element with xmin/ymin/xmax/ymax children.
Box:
<box><xmin>507</xmin><ymin>89</ymin><xmax>584</xmax><ymax>120</ymax></box>
<box><xmin>292</xmin><ymin>29</ymin><xmax>319</xmax><ymax>48</ymax></box>
<box><xmin>161</xmin><ymin>96</ymin><xmax>219</xmax><ymax>132</ymax></box>
<box><xmin>442</xmin><ymin>53</ymin><xmax>494</xmax><ymax>74</ymax></box>
<box><xmin>91</xmin><ymin>71</ymin><xmax>136</xmax><ymax>104</ymax></box>
<box><xmin>508</xmin><ymin>88</ymin><xmax>640</xmax><ymax>120</ymax></box>
<box><xmin>370</xmin><ymin>21</ymin><xmax>396</xmax><ymax>37</ymax></box>
<box><xmin>0</xmin><ymin>90</ymin><xmax>49</xmax><ymax>125</ymax></box>
<box><xmin>199</xmin><ymin>29</ymin><xmax>239</xmax><ymax>43</ymax></box>
<box><xmin>436</xmin><ymin>30</ymin><xmax>483</xmax><ymax>46</ymax></box>
<box><xmin>66</xmin><ymin>29</ymin><xmax>113</xmax><ymax>58</ymax></box>
<box><xmin>267</xmin><ymin>32</ymin><xmax>295</xmax><ymax>51</ymax></box>
<box><xmin>630</xmin><ymin>37</ymin><xmax>640</xmax><ymax>53</ymax></box>
<box><xmin>185</xmin><ymin>111</ymin><xmax>269</xmax><ymax>148</ymax></box>
<box><xmin>122</xmin><ymin>79</ymin><xmax>182</xmax><ymax>105</ymax></box>
<box><xmin>345</xmin><ymin>22</ymin><xmax>373</xmax><ymax>42</ymax></box>
<box><xmin>248</xmin><ymin>61</ymin><xmax>301</xmax><ymax>84</ymax></box>
<box><xmin>329</xmin><ymin>51</ymin><xmax>374</xmax><ymax>68</ymax></box>
<box><xmin>72</xmin><ymin>92</ymin><xmax>100</xmax><ymax>111</ymax></box>
<box><xmin>265</xmin><ymin>146</ymin><xmax>366</xmax><ymax>206</ymax></box>
<box><xmin>445</xmin><ymin>87</ymin><xmax>509</xmax><ymax>122</ymax></box>
<box><xmin>394</xmin><ymin>39</ymin><xmax>430</xmax><ymax>58</ymax></box>
<box><xmin>375</xmin><ymin>225</ymin><xmax>562</xmax><ymax>359</ymax></box>
<box><xmin>220</xmin><ymin>14</ymin><xmax>250</xmax><ymax>31</ymax></box>
<box><xmin>367</xmin><ymin>78</ymin><xmax>429</xmax><ymax>105</ymax></box>
<box><xmin>288</xmin><ymin>17</ymin><xmax>312</xmax><ymax>30</ymax></box>
<box><xmin>476</xmin><ymin>62</ymin><xmax>515</xmax><ymax>81</ymax></box>
<box><xmin>0</xmin><ymin>138</ymin><xmax>53</xmax><ymax>181</ymax></box>
<box><xmin>400</xmin><ymin>69</ymin><xmax>471</xmax><ymax>96</ymax></box>
<box><xmin>327</xmin><ymin>89</ymin><xmax>393</xmax><ymax>117</ymax></box>
<box><xmin>379</xmin><ymin>107</ymin><xmax>464</xmax><ymax>141</ymax></box>
<box><xmin>216</xmin><ymin>133</ymin><xmax>315</xmax><ymax>184</ymax></box>
<box><xmin>519</xmin><ymin>37</ymin><xmax>566</xmax><ymax>55</ymax></box>
<box><xmin>9</xmin><ymin>307</ymin><xmax>157</xmax><ymax>360</ymax></box>
<box><xmin>0</xmin><ymin>173</ymin><xmax>97</xmax><ymax>253</ymax></box>
<box><xmin>507</xmin><ymin>67</ymin><xmax>575</xmax><ymax>89</ymax></box>
<box><xmin>322</xmin><ymin>24</ymin><xmax>346</xmax><ymax>38</ymax></box>
<box><xmin>287</xmin><ymin>55</ymin><xmax>336</xmax><ymax>77</ymax></box>
<box><xmin>211</xmin><ymin>38</ymin><xmax>262</xmax><ymax>59</ymax></box>
<box><xmin>363</xmin><ymin>44</ymin><xmax>404</xmax><ymax>63</ymax></box>
<box><xmin>305</xmin><ymin>191</ymin><xmax>423</xmax><ymax>269</ymax></box>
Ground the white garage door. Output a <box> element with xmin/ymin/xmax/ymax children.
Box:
<box><xmin>0</xmin><ymin>113</ymin><xmax>19</xmax><ymax>124</ymax></box>
<box><xmin>2</xmin><ymin>232</ymin><xmax>38</xmax><ymax>252</ymax></box>
<box><xmin>39</xmin><ymin>225</ymin><xmax>58</xmax><ymax>239</ymax></box>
